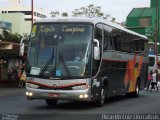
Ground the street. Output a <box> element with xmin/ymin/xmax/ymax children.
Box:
<box><xmin>0</xmin><ymin>89</ymin><xmax>160</xmax><ymax>120</ymax></box>
<box><xmin>0</xmin><ymin>0</ymin><xmax>159</xmax><ymax>120</ymax></box>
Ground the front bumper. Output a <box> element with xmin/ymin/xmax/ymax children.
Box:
<box><xmin>26</xmin><ymin>87</ymin><xmax>91</xmax><ymax>101</ymax></box>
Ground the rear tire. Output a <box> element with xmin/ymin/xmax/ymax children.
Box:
<box><xmin>45</xmin><ymin>99</ymin><xmax>58</xmax><ymax>106</ymax></box>
<box><xmin>130</xmin><ymin>83</ymin><xmax>139</xmax><ymax>97</ymax></box>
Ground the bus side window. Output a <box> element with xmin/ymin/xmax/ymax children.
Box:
<box><xmin>103</xmin><ymin>32</ymin><xmax>108</xmax><ymax>51</ymax></box>
<box><xmin>121</xmin><ymin>32</ymin><xmax>131</xmax><ymax>52</ymax></box>
<box><xmin>103</xmin><ymin>24</ymin><xmax>114</xmax><ymax>51</ymax></box>
<box><xmin>132</xmin><ymin>36</ymin><xmax>146</xmax><ymax>54</ymax></box>
<box><xmin>144</xmin><ymin>40</ymin><xmax>148</xmax><ymax>55</ymax></box>
<box><xmin>107</xmin><ymin>36</ymin><xmax>113</xmax><ymax>50</ymax></box>
<box><xmin>112</xmin><ymin>30</ymin><xmax>121</xmax><ymax>51</ymax></box>
<box><xmin>115</xmin><ymin>35</ymin><xmax>121</xmax><ymax>51</ymax></box>
<box><xmin>103</xmin><ymin>24</ymin><xmax>121</xmax><ymax>51</ymax></box>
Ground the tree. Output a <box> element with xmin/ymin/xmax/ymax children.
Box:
<box><xmin>49</xmin><ymin>4</ymin><xmax>116</xmax><ymax>21</ymax></box>
<box><xmin>0</xmin><ymin>34</ymin><xmax>3</xmax><ymax>40</ymax></box>
<box><xmin>103</xmin><ymin>14</ymin><xmax>111</xmax><ymax>20</ymax></box>
<box><xmin>3</xmin><ymin>29</ymin><xmax>11</xmax><ymax>41</ymax></box>
<box><xmin>50</xmin><ymin>10</ymin><xmax>60</xmax><ymax>17</ymax></box>
<box><xmin>72</xmin><ymin>4</ymin><xmax>104</xmax><ymax>17</ymax></box>
<box><xmin>61</xmin><ymin>12</ymin><xmax>68</xmax><ymax>17</ymax></box>
<box><xmin>102</xmin><ymin>14</ymin><xmax>115</xmax><ymax>21</ymax></box>
<box><xmin>0</xmin><ymin>29</ymin><xmax>28</xmax><ymax>43</ymax></box>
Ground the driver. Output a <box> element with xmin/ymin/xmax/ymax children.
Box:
<box><xmin>75</xmin><ymin>51</ymin><xmax>84</xmax><ymax>61</ymax></box>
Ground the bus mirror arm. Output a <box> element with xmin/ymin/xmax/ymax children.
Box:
<box><xmin>93</xmin><ymin>39</ymin><xmax>100</xmax><ymax>60</ymax></box>
<box><xmin>19</xmin><ymin>37</ymin><xmax>28</xmax><ymax>56</ymax></box>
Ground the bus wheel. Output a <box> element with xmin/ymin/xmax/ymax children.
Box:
<box><xmin>45</xmin><ymin>99</ymin><xmax>58</xmax><ymax>106</ymax></box>
<box><xmin>95</xmin><ymin>87</ymin><xmax>105</xmax><ymax>107</ymax></box>
<box><xmin>131</xmin><ymin>83</ymin><xmax>139</xmax><ymax>97</ymax></box>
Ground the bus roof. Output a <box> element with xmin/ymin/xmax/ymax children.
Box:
<box><xmin>35</xmin><ymin>17</ymin><xmax>148</xmax><ymax>39</ymax></box>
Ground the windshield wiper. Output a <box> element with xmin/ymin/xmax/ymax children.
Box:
<box><xmin>39</xmin><ymin>48</ymin><xmax>55</xmax><ymax>77</ymax></box>
<box><xmin>59</xmin><ymin>55</ymin><xmax>71</xmax><ymax>76</ymax></box>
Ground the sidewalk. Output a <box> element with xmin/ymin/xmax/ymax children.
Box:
<box><xmin>0</xmin><ymin>87</ymin><xmax>25</xmax><ymax>96</ymax></box>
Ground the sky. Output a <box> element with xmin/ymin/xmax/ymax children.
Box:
<box><xmin>0</xmin><ymin>0</ymin><xmax>150</xmax><ymax>22</ymax></box>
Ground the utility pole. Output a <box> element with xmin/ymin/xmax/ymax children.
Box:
<box><xmin>155</xmin><ymin>0</ymin><xmax>159</xmax><ymax>56</ymax></box>
<box><xmin>31</xmin><ymin>0</ymin><xmax>33</xmax><ymax>26</ymax></box>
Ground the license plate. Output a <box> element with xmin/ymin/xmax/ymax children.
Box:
<box><xmin>48</xmin><ymin>93</ymin><xmax>59</xmax><ymax>97</ymax></box>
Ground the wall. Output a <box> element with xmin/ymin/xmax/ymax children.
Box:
<box><xmin>0</xmin><ymin>13</ymin><xmax>31</xmax><ymax>35</ymax></box>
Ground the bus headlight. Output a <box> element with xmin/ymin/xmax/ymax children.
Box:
<box><xmin>26</xmin><ymin>92</ymin><xmax>33</xmax><ymax>97</ymax></box>
<box><xmin>79</xmin><ymin>94</ymin><xmax>89</xmax><ymax>99</ymax></box>
<box><xmin>26</xmin><ymin>83</ymin><xmax>39</xmax><ymax>89</ymax></box>
<box><xmin>72</xmin><ymin>85</ymin><xmax>89</xmax><ymax>90</ymax></box>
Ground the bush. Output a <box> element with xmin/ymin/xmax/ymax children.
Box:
<box><xmin>0</xmin><ymin>29</ymin><xmax>27</xmax><ymax>43</ymax></box>
<box><xmin>0</xmin><ymin>34</ymin><xmax>3</xmax><ymax>40</ymax></box>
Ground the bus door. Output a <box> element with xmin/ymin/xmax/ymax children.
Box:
<box><xmin>91</xmin><ymin>23</ymin><xmax>103</xmax><ymax>99</ymax></box>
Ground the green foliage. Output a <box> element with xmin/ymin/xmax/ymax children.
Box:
<box><xmin>72</xmin><ymin>4</ymin><xmax>104</xmax><ymax>17</ymax></box>
<box><xmin>50</xmin><ymin>11</ymin><xmax>68</xmax><ymax>17</ymax></box>
<box><xmin>0</xmin><ymin>29</ymin><xmax>28</xmax><ymax>43</ymax></box>
<box><xmin>49</xmin><ymin>4</ymin><xmax>115</xmax><ymax>21</ymax></box>
<box><xmin>61</xmin><ymin>12</ymin><xmax>68</xmax><ymax>17</ymax></box>
<box><xmin>50</xmin><ymin>11</ymin><xmax>60</xmax><ymax>17</ymax></box>
<box><xmin>0</xmin><ymin>34</ymin><xmax>3</xmax><ymax>40</ymax></box>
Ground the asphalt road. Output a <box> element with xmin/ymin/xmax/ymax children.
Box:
<box><xmin>0</xmin><ymin>89</ymin><xmax>160</xmax><ymax>120</ymax></box>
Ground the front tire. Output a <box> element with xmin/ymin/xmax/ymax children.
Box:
<box><xmin>95</xmin><ymin>87</ymin><xmax>106</xmax><ymax>107</ymax></box>
<box><xmin>45</xmin><ymin>99</ymin><xmax>58</xmax><ymax>106</ymax></box>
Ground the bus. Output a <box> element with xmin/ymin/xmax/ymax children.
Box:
<box><xmin>20</xmin><ymin>17</ymin><xmax>148</xmax><ymax>107</ymax></box>
<box><xmin>148</xmin><ymin>55</ymin><xmax>157</xmax><ymax>73</ymax></box>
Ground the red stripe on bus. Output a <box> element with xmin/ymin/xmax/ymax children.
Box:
<box><xmin>27</xmin><ymin>81</ymin><xmax>86</xmax><ymax>89</ymax></box>
<box><xmin>102</xmin><ymin>59</ymin><xmax>148</xmax><ymax>64</ymax></box>
<box><xmin>102</xmin><ymin>59</ymin><xmax>128</xmax><ymax>62</ymax></box>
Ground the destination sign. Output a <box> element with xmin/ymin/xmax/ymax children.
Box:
<box><xmin>35</xmin><ymin>25</ymin><xmax>86</xmax><ymax>34</ymax></box>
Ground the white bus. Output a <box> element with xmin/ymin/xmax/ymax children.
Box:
<box><xmin>21</xmin><ymin>17</ymin><xmax>148</xmax><ymax>107</ymax></box>
<box><xmin>148</xmin><ymin>55</ymin><xmax>157</xmax><ymax>73</ymax></box>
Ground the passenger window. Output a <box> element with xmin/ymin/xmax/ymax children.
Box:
<box><xmin>103</xmin><ymin>24</ymin><xmax>121</xmax><ymax>51</ymax></box>
<box><xmin>121</xmin><ymin>32</ymin><xmax>129</xmax><ymax>52</ymax></box>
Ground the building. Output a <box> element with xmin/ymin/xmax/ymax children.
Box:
<box><xmin>0</xmin><ymin>13</ymin><xmax>31</xmax><ymax>35</ymax></box>
<box><xmin>0</xmin><ymin>21</ymin><xmax>12</xmax><ymax>34</ymax></box>
<box><xmin>126</xmin><ymin>0</ymin><xmax>160</xmax><ymax>54</ymax></box>
<box><xmin>0</xmin><ymin>0</ymin><xmax>46</xmax><ymax>86</ymax></box>
<box><xmin>1</xmin><ymin>0</ymin><xmax>47</xmax><ymax>21</ymax></box>
<box><xmin>0</xmin><ymin>41</ymin><xmax>23</xmax><ymax>82</ymax></box>
<box><xmin>0</xmin><ymin>0</ymin><xmax>47</xmax><ymax>35</ymax></box>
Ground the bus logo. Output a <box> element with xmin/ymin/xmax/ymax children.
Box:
<box><xmin>53</xmin><ymin>84</ymin><xmax>57</xmax><ymax>88</ymax></box>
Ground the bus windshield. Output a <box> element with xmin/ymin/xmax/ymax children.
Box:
<box><xmin>28</xmin><ymin>23</ymin><xmax>93</xmax><ymax>79</ymax></box>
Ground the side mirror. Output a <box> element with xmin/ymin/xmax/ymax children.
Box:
<box><xmin>19</xmin><ymin>37</ymin><xmax>28</xmax><ymax>56</ymax></box>
<box><xmin>93</xmin><ymin>39</ymin><xmax>100</xmax><ymax>60</ymax></box>
<box><xmin>20</xmin><ymin>42</ymin><xmax>24</xmax><ymax>56</ymax></box>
